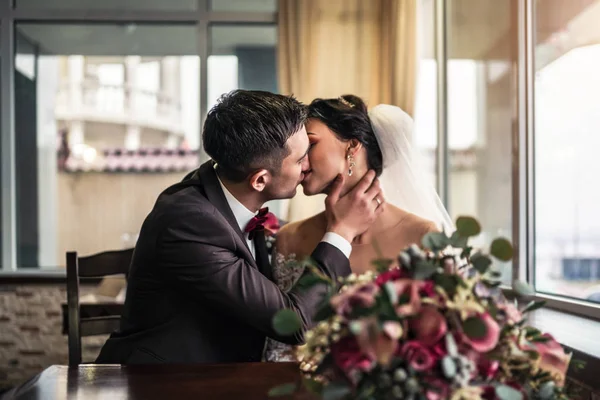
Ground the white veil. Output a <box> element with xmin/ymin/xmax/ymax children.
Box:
<box><xmin>368</xmin><ymin>104</ymin><xmax>454</xmax><ymax>233</ymax></box>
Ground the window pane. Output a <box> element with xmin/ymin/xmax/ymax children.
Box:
<box><xmin>15</xmin><ymin>24</ymin><xmax>200</xmax><ymax>268</ymax></box>
<box><xmin>16</xmin><ymin>0</ymin><xmax>196</xmax><ymax>10</ymax></box>
<box><xmin>208</xmin><ymin>24</ymin><xmax>282</xmax><ymax>217</ymax></box>
<box><xmin>534</xmin><ymin>1</ymin><xmax>600</xmax><ymax>302</ymax></box>
<box><xmin>210</xmin><ymin>0</ymin><xmax>276</xmax><ymax>12</ymax></box>
<box><xmin>447</xmin><ymin>0</ymin><xmax>515</xmax><ymax>283</ymax></box>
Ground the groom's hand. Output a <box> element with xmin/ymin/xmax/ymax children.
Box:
<box><xmin>325</xmin><ymin>170</ymin><xmax>385</xmax><ymax>243</ymax></box>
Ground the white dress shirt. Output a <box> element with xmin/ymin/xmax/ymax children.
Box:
<box><xmin>216</xmin><ymin>178</ymin><xmax>352</xmax><ymax>260</ymax></box>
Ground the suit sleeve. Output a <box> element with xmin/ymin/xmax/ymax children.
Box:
<box><xmin>157</xmin><ymin>210</ymin><xmax>351</xmax><ymax>345</ymax></box>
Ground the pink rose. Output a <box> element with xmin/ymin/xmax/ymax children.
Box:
<box><xmin>497</xmin><ymin>302</ymin><xmax>523</xmax><ymax>325</ymax></box>
<box><xmin>330</xmin><ymin>282</ymin><xmax>379</xmax><ymax>318</ymax></box>
<box><xmin>532</xmin><ymin>334</ymin><xmax>571</xmax><ymax>386</ymax></box>
<box><xmin>399</xmin><ymin>341</ymin><xmax>436</xmax><ymax>372</ymax></box>
<box><xmin>462</xmin><ymin>313</ymin><xmax>501</xmax><ymax>353</ymax></box>
<box><xmin>354</xmin><ymin>318</ymin><xmax>403</xmax><ymax>366</ymax></box>
<box><xmin>410</xmin><ymin>306</ymin><xmax>448</xmax><ymax>346</ymax></box>
<box><xmin>393</xmin><ymin>279</ymin><xmax>427</xmax><ymax>316</ymax></box>
<box><xmin>331</xmin><ymin>336</ymin><xmax>374</xmax><ymax>374</ymax></box>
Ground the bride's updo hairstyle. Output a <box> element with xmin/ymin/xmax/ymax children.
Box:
<box><xmin>307</xmin><ymin>94</ymin><xmax>384</xmax><ymax>176</ymax></box>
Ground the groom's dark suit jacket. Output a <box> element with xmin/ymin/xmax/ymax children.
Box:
<box><xmin>96</xmin><ymin>161</ymin><xmax>350</xmax><ymax>364</ymax></box>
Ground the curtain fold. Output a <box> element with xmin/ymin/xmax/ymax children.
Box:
<box><xmin>278</xmin><ymin>0</ymin><xmax>418</xmax><ymax>222</ymax></box>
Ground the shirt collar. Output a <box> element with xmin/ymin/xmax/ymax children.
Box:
<box><xmin>215</xmin><ymin>169</ymin><xmax>255</xmax><ymax>234</ymax></box>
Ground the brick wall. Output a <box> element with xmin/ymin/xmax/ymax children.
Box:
<box><xmin>0</xmin><ymin>284</ymin><xmax>107</xmax><ymax>391</ymax></box>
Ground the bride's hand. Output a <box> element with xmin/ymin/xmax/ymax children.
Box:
<box><xmin>324</xmin><ymin>170</ymin><xmax>385</xmax><ymax>243</ymax></box>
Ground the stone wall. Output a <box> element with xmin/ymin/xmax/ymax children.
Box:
<box><xmin>0</xmin><ymin>283</ymin><xmax>107</xmax><ymax>391</ymax></box>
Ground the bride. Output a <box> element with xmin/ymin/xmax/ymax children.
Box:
<box><xmin>265</xmin><ymin>94</ymin><xmax>453</xmax><ymax>362</ymax></box>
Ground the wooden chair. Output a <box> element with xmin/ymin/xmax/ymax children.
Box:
<box><xmin>66</xmin><ymin>248</ymin><xmax>134</xmax><ymax>366</ymax></box>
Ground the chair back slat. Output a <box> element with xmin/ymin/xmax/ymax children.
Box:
<box><xmin>66</xmin><ymin>248</ymin><xmax>133</xmax><ymax>367</ymax></box>
<box><xmin>80</xmin><ymin>316</ymin><xmax>121</xmax><ymax>337</ymax></box>
<box><xmin>78</xmin><ymin>248</ymin><xmax>134</xmax><ymax>277</ymax></box>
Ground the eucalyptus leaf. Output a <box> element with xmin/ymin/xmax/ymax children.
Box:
<box><xmin>322</xmin><ymin>381</ymin><xmax>352</xmax><ymax>400</ymax></box>
<box><xmin>513</xmin><ymin>280</ymin><xmax>535</xmax><ymax>297</ymax></box>
<box><xmin>314</xmin><ymin>301</ymin><xmax>335</xmax><ymax>322</ymax></box>
<box><xmin>268</xmin><ymin>382</ymin><xmax>297</xmax><ymax>397</ymax></box>
<box><xmin>496</xmin><ymin>384</ymin><xmax>524</xmax><ymax>400</ymax></box>
<box><xmin>413</xmin><ymin>261</ymin><xmax>438</xmax><ymax>280</ymax></box>
<box><xmin>384</xmin><ymin>281</ymin><xmax>399</xmax><ymax>305</ymax></box>
<box><xmin>303</xmin><ymin>378</ymin><xmax>324</xmax><ymax>395</ymax></box>
<box><xmin>471</xmin><ymin>253</ymin><xmax>493</xmax><ymax>275</ymax></box>
<box><xmin>422</xmin><ymin>232</ymin><xmax>449</xmax><ymax>251</ymax></box>
<box><xmin>441</xmin><ymin>356</ymin><xmax>457</xmax><ymax>378</ymax></box>
<box><xmin>455</xmin><ymin>216</ymin><xmax>481</xmax><ymax>237</ymax></box>
<box><xmin>445</xmin><ymin>333</ymin><xmax>459</xmax><ymax>356</ymax></box>
<box><xmin>462</xmin><ymin>316</ymin><xmax>488</xmax><ymax>339</ymax></box>
<box><xmin>272</xmin><ymin>309</ymin><xmax>301</xmax><ymax>336</ymax></box>
<box><xmin>521</xmin><ymin>300</ymin><xmax>546</xmax><ymax>314</ymax></box>
<box><xmin>450</xmin><ymin>231</ymin><xmax>469</xmax><ymax>248</ymax></box>
<box><xmin>538</xmin><ymin>381</ymin><xmax>556</xmax><ymax>400</ymax></box>
<box><xmin>490</xmin><ymin>237</ymin><xmax>514</xmax><ymax>261</ymax></box>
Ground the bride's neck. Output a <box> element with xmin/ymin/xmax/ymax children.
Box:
<box><xmin>352</xmin><ymin>207</ymin><xmax>398</xmax><ymax>245</ymax></box>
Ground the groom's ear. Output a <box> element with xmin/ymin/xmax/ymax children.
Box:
<box><xmin>249</xmin><ymin>169</ymin><xmax>270</xmax><ymax>192</ymax></box>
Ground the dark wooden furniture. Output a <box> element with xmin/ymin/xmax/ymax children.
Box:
<box><xmin>66</xmin><ymin>248</ymin><xmax>133</xmax><ymax>367</ymax></box>
<box><xmin>1</xmin><ymin>363</ymin><xmax>314</xmax><ymax>400</ymax></box>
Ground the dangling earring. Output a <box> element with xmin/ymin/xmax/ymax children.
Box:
<box><xmin>347</xmin><ymin>153</ymin><xmax>356</xmax><ymax>176</ymax></box>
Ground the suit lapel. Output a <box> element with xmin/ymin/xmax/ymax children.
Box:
<box><xmin>193</xmin><ymin>162</ymin><xmax>256</xmax><ymax>262</ymax></box>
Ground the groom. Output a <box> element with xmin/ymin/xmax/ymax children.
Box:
<box><xmin>96</xmin><ymin>90</ymin><xmax>384</xmax><ymax>364</ymax></box>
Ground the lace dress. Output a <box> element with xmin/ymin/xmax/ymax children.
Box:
<box><xmin>263</xmin><ymin>251</ymin><xmax>306</xmax><ymax>362</ymax></box>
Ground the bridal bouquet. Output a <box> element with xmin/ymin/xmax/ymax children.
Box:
<box><xmin>270</xmin><ymin>217</ymin><xmax>582</xmax><ymax>400</ymax></box>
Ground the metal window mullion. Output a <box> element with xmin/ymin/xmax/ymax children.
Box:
<box><xmin>198</xmin><ymin>0</ymin><xmax>209</xmax><ymax>164</ymax></box>
<box><xmin>434</xmin><ymin>0</ymin><xmax>449</xmax><ymax>209</ymax></box>
<box><xmin>1</xmin><ymin>16</ymin><xmax>17</xmax><ymax>271</ymax></box>
<box><xmin>515</xmin><ymin>0</ymin><xmax>535</xmax><ymax>284</ymax></box>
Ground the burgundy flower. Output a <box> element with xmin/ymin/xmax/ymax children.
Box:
<box><xmin>399</xmin><ymin>341</ymin><xmax>436</xmax><ymax>372</ymax></box>
<box><xmin>331</xmin><ymin>336</ymin><xmax>374</xmax><ymax>374</ymax></box>
<box><xmin>330</xmin><ymin>282</ymin><xmax>379</xmax><ymax>318</ymax></box>
<box><xmin>353</xmin><ymin>318</ymin><xmax>403</xmax><ymax>367</ymax></box>
<box><xmin>375</xmin><ymin>268</ymin><xmax>405</xmax><ymax>286</ymax></box>
<box><xmin>409</xmin><ymin>306</ymin><xmax>448</xmax><ymax>346</ymax></box>
<box><xmin>478</xmin><ymin>357</ymin><xmax>500</xmax><ymax>380</ymax></box>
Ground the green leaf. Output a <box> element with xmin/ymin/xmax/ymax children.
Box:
<box><xmin>272</xmin><ymin>309</ymin><xmax>301</xmax><ymax>336</ymax></box>
<box><xmin>383</xmin><ymin>281</ymin><xmax>399</xmax><ymax>305</ymax></box>
<box><xmin>521</xmin><ymin>300</ymin><xmax>546</xmax><ymax>314</ymax></box>
<box><xmin>372</xmin><ymin>258</ymin><xmax>394</xmax><ymax>273</ymax></box>
<box><xmin>460</xmin><ymin>246</ymin><xmax>474</xmax><ymax>259</ymax></box>
<box><xmin>471</xmin><ymin>253</ymin><xmax>493</xmax><ymax>275</ymax></box>
<box><xmin>462</xmin><ymin>316</ymin><xmax>488</xmax><ymax>339</ymax></box>
<box><xmin>455</xmin><ymin>216</ymin><xmax>481</xmax><ymax>237</ymax></box>
<box><xmin>450</xmin><ymin>231</ymin><xmax>469</xmax><ymax>248</ymax></box>
<box><xmin>322</xmin><ymin>381</ymin><xmax>352</xmax><ymax>400</ymax></box>
<box><xmin>422</xmin><ymin>231</ymin><xmax>449</xmax><ymax>251</ymax></box>
<box><xmin>303</xmin><ymin>378</ymin><xmax>324</xmax><ymax>395</ymax></box>
<box><xmin>434</xmin><ymin>274</ymin><xmax>458</xmax><ymax>297</ymax></box>
<box><xmin>412</xmin><ymin>261</ymin><xmax>438</xmax><ymax>280</ymax></box>
<box><xmin>496</xmin><ymin>384</ymin><xmax>524</xmax><ymax>400</ymax></box>
<box><xmin>490</xmin><ymin>237</ymin><xmax>514</xmax><ymax>261</ymax></box>
<box><xmin>314</xmin><ymin>301</ymin><xmax>335</xmax><ymax>322</ymax></box>
<box><xmin>441</xmin><ymin>356</ymin><xmax>457</xmax><ymax>378</ymax></box>
<box><xmin>513</xmin><ymin>280</ymin><xmax>535</xmax><ymax>297</ymax></box>
<box><xmin>268</xmin><ymin>382</ymin><xmax>297</xmax><ymax>397</ymax></box>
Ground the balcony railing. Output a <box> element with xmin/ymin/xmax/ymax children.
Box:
<box><xmin>55</xmin><ymin>80</ymin><xmax>184</xmax><ymax>134</ymax></box>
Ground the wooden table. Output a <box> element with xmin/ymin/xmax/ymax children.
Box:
<box><xmin>2</xmin><ymin>363</ymin><xmax>316</xmax><ymax>400</ymax></box>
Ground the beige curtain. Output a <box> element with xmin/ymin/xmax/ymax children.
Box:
<box><xmin>278</xmin><ymin>0</ymin><xmax>418</xmax><ymax>222</ymax></box>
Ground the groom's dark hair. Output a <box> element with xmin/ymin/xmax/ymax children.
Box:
<box><xmin>203</xmin><ymin>90</ymin><xmax>307</xmax><ymax>182</ymax></box>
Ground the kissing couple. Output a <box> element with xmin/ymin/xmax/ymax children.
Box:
<box><xmin>96</xmin><ymin>90</ymin><xmax>453</xmax><ymax>365</ymax></box>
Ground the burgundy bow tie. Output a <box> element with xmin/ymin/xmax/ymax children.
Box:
<box><xmin>244</xmin><ymin>207</ymin><xmax>280</xmax><ymax>240</ymax></box>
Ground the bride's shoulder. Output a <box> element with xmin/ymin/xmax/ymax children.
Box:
<box><xmin>276</xmin><ymin>213</ymin><xmax>326</xmax><ymax>256</ymax></box>
<box><xmin>390</xmin><ymin>206</ymin><xmax>439</xmax><ymax>235</ymax></box>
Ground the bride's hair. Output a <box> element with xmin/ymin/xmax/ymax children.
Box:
<box><xmin>307</xmin><ymin>94</ymin><xmax>384</xmax><ymax>176</ymax></box>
